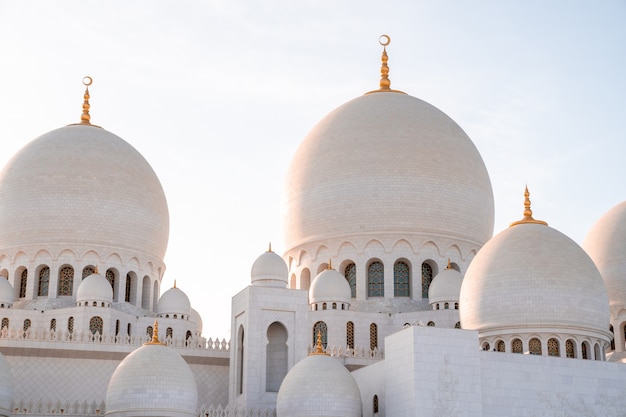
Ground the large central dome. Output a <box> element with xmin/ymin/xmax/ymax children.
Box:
<box><xmin>282</xmin><ymin>91</ymin><xmax>494</xmax><ymax>252</ymax></box>
<box><xmin>0</xmin><ymin>124</ymin><xmax>169</xmax><ymax>261</ymax></box>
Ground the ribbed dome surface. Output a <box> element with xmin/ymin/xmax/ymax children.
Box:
<box><xmin>0</xmin><ymin>124</ymin><xmax>169</xmax><ymax>261</ymax></box>
<box><xmin>0</xmin><ymin>278</ymin><xmax>14</xmax><ymax>306</ymax></box>
<box><xmin>157</xmin><ymin>287</ymin><xmax>191</xmax><ymax>316</ymax></box>
<box><xmin>277</xmin><ymin>354</ymin><xmax>361</xmax><ymax>417</ymax></box>
<box><xmin>282</xmin><ymin>92</ymin><xmax>494</xmax><ymax>251</ymax></box>
<box><xmin>0</xmin><ymin>351</ymin><xmax>13</xmax><ymax>417</ymax></box>
<box><xmin>76</xmin><ymin>273</ymin><xmax>113</xmax><ymax>304</ymax></box>
<box><xmin>250</xmin><ymin>250</ymin><xmax>288</xmax><ymax>287</ymax></box>
<box><xmin>583</xmin><ymin>201</ymin><xmax>626</xmax><ymax>310</ymax></box>
<box><xmin>428</xmin><ymin>267</ymin><xmax>462</xmax><ymax>304</ymax></box>
<box><xmin>460</xmin><ymin>223</ymin><xmax>610</xmax><ymax>337</ymax></box>
<box><xmin>105</xmin><ymin>342</ymin><xmax>197</xmax><ymax>417</ymax></box>
<box><xmin>309</xmin><ymin>269</ymin><xmax>351</xmax><ymax>305</ymax></box>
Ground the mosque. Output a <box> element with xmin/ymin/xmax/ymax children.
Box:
<box><xmin>1</xmin><ymin>36</ymin><xmax>626</xmax><ymax>417</ymax></box>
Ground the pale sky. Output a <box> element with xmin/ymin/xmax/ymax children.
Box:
<box><xmin>1</xmin><ymin>1</ymin><xmax>625</xmax><ymax>338</ymax></box>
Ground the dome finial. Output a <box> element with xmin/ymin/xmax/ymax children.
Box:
<box><xmin>310</xmin><ymin>330</ymin><xmax>328</xmax><ymax>356</ymax></box>
<box><xmin>145</xmin><ymin>320</ymin><xmax>166</xmax><ymax>345</ymax></box>
<box><xmin>268</xmin><ymin>242</ymin><xmax>272</xmax><ymax>253</ymax></box>
<box><xmin>173</xmin><ymin>279</ymin><xmax>177</xmax><ymax>289</ymax></box>
<box><xmin>80</xmin><ymin>76</ymin><xmax>93</xmax><ymax>125</ymax></box>
<box><xmin>446</xmin><ymin>258</ymin><xmax>452</xmax><ymax>269</ymax></box>
<box><xmin>366</xmin><ymin>35</ymin><xmax>405</xmax><ymax>95</ymax></box>
<box><xmin>509</xmin><ymin>185</ymin><xmax>548</xmax><ymax>227</ymax></box>
<box><xmin>94</xmin><ymin>265</ymin><xmax>99</xmax><ymax>275</ymax></box>
<box><xmin>328</xmin><ymin>259</ymin><xmax>333</xmax><ymax>270</ymax></box>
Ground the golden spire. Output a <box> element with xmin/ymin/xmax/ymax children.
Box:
<box><xmin>173</xmin><ymin>279</ymin><xmax>177</xmax><ymax>289</ymax></box>
<box><xmin>145</xmin><ymin>320</ymin><xmax>165</xmax><ymax>345</ymax></box>
<box><xmin>327</xmin><ymin>259</ymin><xmax>333</xmax><ymax>270</ymax></box>
<box><xmin>268</xmin><ymin>242</ymin><xmax>272</xmax><ymax>253</ymax></box>
<box><xmin>94</xmin><ymin>266</ymin><xmax>99</xmax><ymax>275</ymax></box>
<box><xmin>309</xmin><ymin>330</ymin><xmax>328</xmax><ymax>356</ymax></box>
<box><xmin>366</xmin><ymin>35</ymin><xmax>405</xmax><ymax>95</ymax></box>
<box><xmin>446</xmin><ymin>259</ymin><xmax>452</xmax><ymax>270</ymax></box>
<box><xmin>80</xmin><ymin>76</ymin><xmax>92</xmax><ymax>125</ymax></box>
<box><xmin>509</xmin><ymin>186</ymin><xmax>548</xmax><ymax>227</ymax></box>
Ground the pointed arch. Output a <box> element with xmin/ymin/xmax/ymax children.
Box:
<box><xmin>364</xmin><ymin>239</ymin><xmax>386</xmax><ymax>253</ymax></box>
<box><xmin>419</xmin><ymin>241</ymin><xmax>442</xmax><ymax>257</ymax></box>
<box><xmin>266</xmin><ymin>322</ymin><xmax>288</xmax><ymax>392</ymax></box>
<box><xmin>391</xmin><ymin>239</ymin><xmax>415</xmax><ymax>254</ymax></box>
<box><xmin>314</xmin><ymin>245</ymin><xmax>331</xmax><ymax>263</ymax></box>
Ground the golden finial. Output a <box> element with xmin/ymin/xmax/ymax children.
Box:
<box><xmin>509</xmin><ymin>186</ymin><xmax>548</xmax><ymax>227</ymax></box>
<box><xmin>268</xmin><ymin>242</ymin><xmax>272</xmax><ymax>253</ymax></box>
<box><xmin>366</xmin><ymin>35</ymin><xmax>405</xmax><ymax>95</ymax></box>
<box><xmin>327</xmin><ymin>259</ymin><xmax>333</xmax><ymax>270</ymax></box>
<box><xmin>310</xmin><ymin>330</ymin><xmax>328</xmax><ymax>356</ymax></box>
<box><xmin>145</xmin><ymin>320</ymin><xmax>165</xmax><ymax>345</ymax></box>
<box><xmin>173</xmin><ymin>279</ymin><xmax>177</xmax><ymax>289</ymax></box>
<box><xmin>446</xmin><ymin>259</ymin><xmax>452</xmax><ymax>269</ymax></box>
<box><xmin>80</xmin><ymin>76</ymin><xmax>92</xmax><ymax>125</ymax></box>
<box><xmin>93</xmin><ymin>266</ymin><xmax>99</xmax><ymax>275</ymax></box>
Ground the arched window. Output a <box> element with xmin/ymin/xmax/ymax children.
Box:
<box><xmin>50</xmin><ymin>319</ymin><xmax>56</xmax><ymax>331</ymax></box>
<box><xmin>393</xmin><ymin>261</ymin><xmax>410</xmax><ymax>297</ymax></box>
<box><xmin>344</xmin><ymin>263</ymin><xmax>356</xmax><ymax>298</ymax></box>
<box><xmin>301</xmin><ymin>268</ymin><xmax>311</xmax><ymax>291</ymax></box>
<box><xmin>313</xmin><ymin>321</ymin><xmax>328</xmax><ymax>349</ymax></box>
<box><xmin>166</xmin><ymin>327</ymin><xmax>173</xmax><ymax>339</ymax></box>
<box><xmin>115</xmin><ymin>320</ymin><xmax>120</xmax><ymax>336</ymax></box>
<box><xmin>153</xmin><ymin>281</ymin><xmax>159</xmax><ymax>311</ymax></box>
<box><xmin>19</xmin><ymin>269</ymin><xmax>28</xmax><ymax>298</ymax></box>
<box><xmin>89</xmin><ymin>316</ymin><xmax>103</xmax><ymax>335</ymax></box>
<box><xmin>529</xmin><ymin>338</ymin><xmax>542</xmax><ymax>355</ymax></box>
<box><xmin>1</xmin><ymin>318</ymin><xmax>8</xmax><ymax>331</ymax></box>
<box><xmin>454</xmin><ymin>322</ymin><xmax>461</xmax><ymax>329</ymax></box>
<box><xmin>38</xmin><ymin>266</ymin><xmax>50</xmax><ymax>296</ymax></box>
<box><xmin>82</xmin><ymin>266</ymin><xmax>95</xmax><ymax>279</ymax></box>
<box><xmin>236</xmin><ymin>326</ymin><xmax>244</xmax><ymax>395</ymax></box>
<box><xmin>496</xmin><ymin>340</ymin><xmax>505</xmax><ymax>352</ymax></box>
<box><xmin>427</xmin><ymin>321</ymin><xmax>435</xmax><ymax>327</ymax></box>
<box><xmin>421</xmin><ymin>262</ymin><xmax>433</xmax><ymax>298</ymax></box>
<box><xmin>146</xmin><ymin>326</ymin><xmax>153</xmax><ymax>338</ymax></box>
<box><xmin>594</xmin><ymin>343</ymin><xmax>601</xmax><ymax>360</ymax></box>
<box><xmin>370</xmin><ymin>323</ymin><xmax>378</xmax><ymax>350</ymax></box>
<box><xmin>332</xmin><ymin>302</ymin><xmax>337</xmax><ymax>309</ymax></box>
<box><xmin>512</xmin><ymin>338</ymin><xmax>523</xmax><ymax>353</ymax></box>
<box><xmin>454</xmin><ymin>302</ymin><xmax>459</xmax><ymax>310</ymax></box>
<box><xmin>444</xmin><ymin>302</ymin><xmax>449</xmax><ymax>309</ymax></box>
<box><xmin>548</xmin><ymin>338</ymin><xmax>560</xmax><ymax>357</ymax></box>
<box><xmin>266</xmin><ymin>322</ymin><xmax>288</xmax><ymax>392</ymax></box>
<box><xmin>141</xmin><ymin>275</ymin><xmax>150</xmax><ymax>309</ymax></box>
<box><xmin>582</xmin><ymin>341</ymin><xmax>590</xmax><ymax>359</ymax></box>
<box><xmin>105</xmin><ymin>269</ymin><xmax>117</xmax><ymax>301</ymax></box>
<box><xmin>346</xmin><ymin>321</ymin><xmax>355</xmax><ymax>349</ymax></box>
<box><xmin>566</xmin><ymin>339</ymin><xmax>575</xmax><ymax>358</ymax></box>
<box><xmin>322</xmin><ymin>303</ymin><xmax>327</xmax><ymax>310</ymax></box>
<box><xmin>68</xmin><ymin>317</ymin><xmax>74</xmax><ymax>333</ymax></box>
<box><xmin>373</xmin><ymin>395</ymin><xmax>379</xmax><ymax>414</ymax></box>
<box><xmin>610</xmin><ymin>325</ymin><xmax>615</xmax><ymax>351</ymax></box>
<box><xmin>186</xmin><ymin>330</ymin><xmax>192</xmax><ymax>341</ymax></box>
<box><xmin>367</xmin><ymin>261</ymin><xmax>384</xmax><ymax>298</ymax></box>
<box><xmin>482</xmin><ymin>342</ymin><xmax>490</xmax><ymax>351</ymax></box>
<box><xmin>125</xmin><ymin>273</ymin><xmax>132</xmax><ymax>303</ymax></box>
<box><xmin>23</xmin><ymin>319</ymin><xmax>31</xmax><ymax>332</ymax></box>
<box><xmin>58</xmin><ymin>266</ymin><xmax>74</xmax><ymax>296</ymax></box>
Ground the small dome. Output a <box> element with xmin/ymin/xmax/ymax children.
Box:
<box><xmin>76</xmin><ymin>273</ymin><xmax>113</xmax><ymax>304</ymax></box>
<box><xmin>460</xmin><ymin>222</ymin><xmax>610</xmax><ymax>341</ymax></box>
<box><xmin>0</xmin><ymin>351</ymin><xmax>13</xmax><ymax>417</ymax></box>
<box><xmin>105</xmin><ymin>330</ymin><xmax>198</xmax><ymax>417</ymax></box>
<box><xmin>428</xmin><ymin>265</ymin><xmax>462</xmax><ymax>305</ymax></box>
<box><xmin>583</xmin><ymin>201</ymin><xmax>626</xmax><ymax>311</ymax></box>
<box><xmin>0</xmin><ymin>278</ymin><xmax>14</xmax><ymax>307</ymax></box>
<box><xmin>190</xmin><ymin>308</ymin><xmax>203</xmax><ymax>336</ymax></box>
<box><xmin>277</xmin><ymin>354</ymin><xmax>361</xmax><ymax>417</ymax></box>
<box><xmin>251</xmin><ymin>249</ymin><xmax>288</xmax><ymax>287</ymax></box>
<box><xmin>157</xmin><ymin>285</ymin><xmax>191</xmax><ymax>316</ymax></box>
<box><xmin>309</xmin><ymin>268</ymin><xmax>351</xmax><ymax>306</ymax></box>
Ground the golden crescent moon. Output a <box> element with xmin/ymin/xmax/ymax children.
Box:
<box><xmin>82</xmin><ymin>76</ymin><xmax>93</xmax><ymax>87</ymax></box>
<box><xmin>379</xmin><ymin>34</ymin><xmax>391</xmax><ymax>47</ymax></box>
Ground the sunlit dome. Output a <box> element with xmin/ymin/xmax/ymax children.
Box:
<box><xmin>277</xmin><ymin>350</ymin><xmax>361</xmax><ymax>417</ymax></box>
<box><xmin>0</xmin><ymin>278</ymin><xmax>14</xmax><ymax>308</ymax></box>
<box><xmin>428</xmin><ymin>263</ymin><xmax>462</xmax><ymax>305</ymax></box>
<box><xmin>282</xmin><ymin>84</ymin><xmax>494</xmax><ymax>252</ymax></box>
<box><xmin>250</xmin><ymin>247</ymin><xmax>288</xmax><ymax>287</ymax></box>
<box><xmin>76</xmin><ymin>272</ymin><xmax>113</xmax><ymax>305</ymax></box>
<box><xmin>460</xmin><ymin>191</ymin><xmax>610</xmax><ymax>342</ymax></box>
<box><xmin>309</xmin><ymin>267</ymin><xmax>351</xmax><ymax>306</ymax></box>
<box><xmin>0</xmin><ymin>120</ymin><xmax>169</xmax><ymax>261</ymax></box>
<box><xmin>0</xmin><ymin>351</ymin><xmax>13</xmax><ymax>417</ymax></box>
<box><xmin>105</xmin><ymin>324</ymin><xmax>198</xmax><ymax>417</ymax></box>
<box><xmin>583</xmin><ymin>201</ymin><xmax>626</xmax><ymax>311</ymax></box>
<box><xmin>157</xmin><ymin>284</ymin><xmax>191</xmax><ymax>316</ymax></box>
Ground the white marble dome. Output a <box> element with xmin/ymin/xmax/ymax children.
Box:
<box><xmin>157</xmin><ymin>286</ymin><xmax>191</xmax><ymax>316</ymax></box>
<box><xmin>460</xmin><ymin>222</ymin><xmax>610</xmax><ymax>340</ymax></box>
<box><xmin>309</xmin><ymin>268</ymin><xmax>351</xmax><ymax>306</ymax></box>
<box><xmin>0</xmin><ymin>124</ymin><xmax>169</xmax><ymax>261</ymax></box>
<box><xmin>0</xmin><ymin>351</ymin><xmax>13</xmax><ymax>417</ymax></box>
<box><xmin>76</xmin><ymin>273</ymin><xmax>113</xmax><ymax>305</ymax></box>
<box><xmin>583</xmin><ymin>201</ymin><xmax>626</xmax><ymax>311</ymax></box>
<box><xmin>428</xmin><ymin>265</ymin><xmax>462</xmax><ymax>305</ymax></box>
<box><xmin>105</xmin><ymin>335</ymin><xmax>198</xmax><ymax>417</ymax></box>
<box><xmin>282</xmin><ymin>91</ymin><xmax>494</xmax><ymax>252</ymax></box>
<box><xmin>250</xmin><ymin>249</ymin><xmax>288</xmax><ymax>287</ymax></box>
<box><xmin>276</xmin><ymin>353</ymin><xmax>361</xmax><ymax>417</ymax></box>
<box><xmin>0</xmin><ymin>278</ymin><xmax>14</xmax><ymax>308</ymax></box>
<box><xmin>190</xmin><ymin>308</ymin><xmax>203</xmax><ymax>336</ymax></box>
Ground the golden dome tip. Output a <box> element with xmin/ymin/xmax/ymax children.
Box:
<box><xmin>365</xmin><ymin>34</ymin><xmax>405</xmax><ymax>95</ymax></box>
<box><xmin>509</xmin><ymin>186</ymin><xmax>548</xmax><ymax>227</ymax></box>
